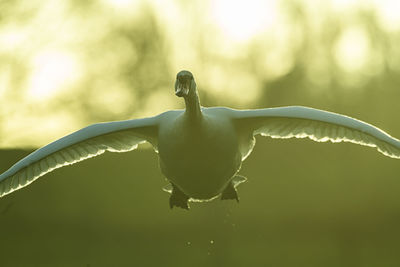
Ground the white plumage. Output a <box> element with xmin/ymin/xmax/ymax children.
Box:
<box><xmin>233</xmin><ymin>107</ymin><xmax>400</xmax><ymax>158</ymax></box>
<box><xmin>1</xmin><ymin>70</ymin><xmax>399</xmax><ymax>209</ymax></box>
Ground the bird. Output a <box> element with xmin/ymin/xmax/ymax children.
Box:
<box><xmin>0</xmin><ymin>70</ymin><xmax>399</xmax><ymax>209</ymax></box>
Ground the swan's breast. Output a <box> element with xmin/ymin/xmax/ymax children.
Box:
<box><xmin>157</xmin><ymin>111</ymin><xmax>241</xmax><ymax>198</ymax></box>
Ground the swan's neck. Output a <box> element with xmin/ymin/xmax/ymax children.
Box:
<box><xmin>184</xmin><ymin>89</ymin><xmax>202</xmax><ymax>121</ymax></box>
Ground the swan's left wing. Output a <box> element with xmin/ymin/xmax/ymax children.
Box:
<box><xmin>0</xmin><ymin>116</ymin><xmax>159</xmax><ymax>198</ymax></box>
<box><xmin>231</xmin><ymin>106</ymin><xmax>400</xmax><ymax>159</ymax></box>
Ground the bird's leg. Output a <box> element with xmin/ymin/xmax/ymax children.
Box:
<box><xmin>169</xmin><ymin>183</ymin><xmax>190</xmax><ymax>210</ymax></box>
<box><xmin>221</xmin><ymin>181</ymin><xmax>239</xmax><ymax>202</ymax></box>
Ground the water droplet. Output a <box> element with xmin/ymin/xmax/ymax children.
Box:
<box><xmin>210</xmin><ymin>240</ymin><xmax>214</xmax><ymax>244</ymax></box>
<box><xmin>187</xmin><ymin>241</ymin><xmax>191</xmax><ymax>245</ymax></box>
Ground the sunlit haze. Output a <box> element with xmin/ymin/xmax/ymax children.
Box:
<box><xmin>28</xmin><ymin>50</ymin><xmax>81</xmax><ymax>101</ymax></box>
<box><xmin>0</xmin><ymin>0</ymin><xmax>400</xmax><ymax>147</ymax></box>
<box><xmin>211</xmin><ymin>0</ymin><xmax>279</xmax><ymax>41</ymax></box>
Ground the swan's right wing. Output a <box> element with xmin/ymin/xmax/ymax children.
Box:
<box><xmin>0</xmin><ymin>115</ymin><xmax>159</xmax><ymax>198</ymax></box>
<box><xmin>231</xmin><ymin>106</ymin><xmax>400</xmax><ymax>159</ymax></box>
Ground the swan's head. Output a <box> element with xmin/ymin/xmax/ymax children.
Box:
<box><xmin>175</xmin><ymin>70</ymin><xmax>196</xmax><ymax>97</ymax></box>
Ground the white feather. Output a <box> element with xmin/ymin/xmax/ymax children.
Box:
<box><xmin>0</xmin><ymin>116</ymin><xmax>158</xmax><ymax>197</ymax></box>
<box><xmin>232</xmin><ymin>106</ymin><xmax>400</xmax><ymax>159</ymax></box>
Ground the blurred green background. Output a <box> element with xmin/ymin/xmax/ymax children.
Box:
<box><xmin>1</xmin><ymin>0</ymin><xmax>400</xmax><ymax>266</ymax></box>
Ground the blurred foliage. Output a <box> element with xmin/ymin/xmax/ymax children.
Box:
<box><xmin>1</xmin><ymin>0</ymin><xmax>400</xmax><ymax>266</ymax></box>
<box><xmin>0</xmin><ymin>0</ymin><xmax>399</xmax><ymax>147</ymax></box>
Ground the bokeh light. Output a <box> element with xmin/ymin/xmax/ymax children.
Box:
<box><xmin>0</xmin><ymin>0</ymin><xmax>399</xmax><ymax>148</ymax></box>
<box><xmin>27</xmin><ymin>50</ymin><xmax>81</xmax><ymax>101</ymax></box>
<box><xmin>334</xmin><ymin>26</ymin><xmax>370</xmax><ymax>73</ymax></box>
<box><xmin>211</xmin><ymin>0</ymin><xmax>279</xmax><ymax>41</ymax></box>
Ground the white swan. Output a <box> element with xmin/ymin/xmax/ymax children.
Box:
<box><xmin>1</xmin><ymin>70</ymin><xmax>399</xmax><ymax>209</ymax></box>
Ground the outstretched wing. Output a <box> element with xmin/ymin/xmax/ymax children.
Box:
<box><xmin>0</xmin><ymin>116</ymin><xmax>159</xmax><ymax>198</ymax></box>
<box><xmin>232</xmin><ymin>106</ymin><xmax>400</xmax><ymax>159</ymax></box>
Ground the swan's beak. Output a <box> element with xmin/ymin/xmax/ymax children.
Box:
<box><xmin>175</xmin><ymin>81</ymin><xmax>190</xmax><ymax>97</ymax></box>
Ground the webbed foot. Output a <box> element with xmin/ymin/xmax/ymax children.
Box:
<box><xmin>221</xmin><ymin>175</ymin><xmax>247</xmax><ymax>202</ymax></box>
<box><xmin>221</xmin><ymin>182</ymin><xmax>239</xmax><ymax>202</ymax></box>
<box><xmin>169</xmin><ymin>184</ymin><xmax>190</xmax><ymax>210</ymax></box>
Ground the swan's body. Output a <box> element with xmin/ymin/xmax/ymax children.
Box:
<box><xmin>1</xmin><ymin>70</ymin><xmax>399</xmax><ymax>209</ymax></box>
<box><xmin>158</xmin><ymin>108</ymin><xmax>242</xmax><ymax>200</ymax></box>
